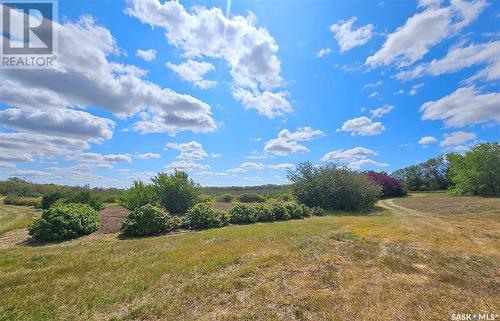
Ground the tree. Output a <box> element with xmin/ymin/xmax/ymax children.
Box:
<box><xmin>288</xmin><ymin>162</ymin><xmax>381</xmax><ymax>211</ymax></box>
<box><xmin>365</xmin><ymin>171</ymin><xmax>405</xmax><ymax>197</ymax></box>
<box><xmin>151</xmin><ymin>171</ymin><xmax>201</xmax><ymax>213</ymax></box>
<box><xmin>449</xmin><ymin>143</ymin><xmax>500</xmax><ymax>196</ymax></box>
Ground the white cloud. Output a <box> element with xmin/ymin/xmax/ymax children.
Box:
<box><xmin>329</xmin><ymin>17</ymin><xmax>374</xmax><ymax>52</ymax></box>
<box><xmin>0</xmin><ymin>14</ymin><xmax>217</xmax><ymax>137</ymax></box>
<box><xmin>440</xmin><ymin>131</ymin><xmax>477</xmax><ymax>146</ymax></box>
<box><xmin>166</xmin><ymin>141</ymin><xmax>208</xmax><ymax>160</ymax></box>
<box><xmin>396</xmin><ymin>40</ymin><xmax>500</xmax><ymax>81</ymax></box>
<box><xmin>317</xmin><ymin>48</ymin><xmax>332</xmax><ymax>58</ymax></box>
<box><xmin>418</xmin><ymin>136</ymin><xmax>438</xmax><ymax>145</ymax></box>
<box><xmin>420</xmin><ymin>86</ymin><xmax>500</xmax><ymax>127</ymax></box>
<box><xmin>226</xmin><ymin>162</ymin><xmax>265</xmax><ymax>174</ymax></box>
<box><xmin>249</xmin><ymin>137</ymin><xmax>261</xmax><ymax>142</ymax></box>
<box><xmin>268</xmin><ymin>163</ymin><xmax>295</xmax><ymax>170</ymax></box>
<box><xmin>126</xmin><ymin>0</ymin><xmax>291</xmax><ymax>118</ymax></box>
<box><xmin>366</xmin><ymin>0</ymin><xmax>487</xmax><ymax>67</ymax></box>
<box><xmin>363</xmin><ymin>80</ymin><xmax>383</xmax><ymax>90</ymax></box>
<box><xmin>137</xmin><ymin>153</ymin><xmax>161</xmax><ymax>159</ymax></box>
<box><xmin>368</xmin><ymin>91</ymin><xmax>379</xmax><ymax>98</ymax></box>
<box><xmin>409</xmin><ymin>83</ymin><xmax>424</xmax><ymax>96</ymax></box>
<box><xmin>0</xmin><ymin>108</ymin><xmax>115</xmax><ymax>143</ymax></box>
<box><xmin>211</xmin><ymin>153</ymin><xmax>221</xmax><ymax>158</ymax></box>
<box><xmin>165</xmin><ymin>160</ymin><xmax>210</xmax><ymax>172</ymax></box>
<box><xmin>264</xmin><ymin>127</ymin><xmax>325</xmax><ymax>156</ymax></box>
<box><xmin>369</xmin><ymin>104</ymin><xmax>394</xmax><ymax>118</ymax></box>
<box><xmin>418</xmin><ymin>0</ymin><xmax>443</xmax><ymax>8</ymax></box>
<box><xmin>136</xmin><ymin>48</ymin><xmax>157</xmax><ymax>61</ymax></box>
<box><xmin>166</xmin><ymin>60</ymin><xmax>216</xmax><ymax>89</ymax></box>
<box><xmin>337</xmin><ymin>117</ymin><xmax>385</xmax><ymax>136</ymax></box>
<box><xmin>321</xmin><ymin>147</ymin><xmax>387</xmax><ymax>169</ymax></box>
<box><xmin>348</xmin><ymin>159</ymin><xmax>389</xmax><ymax>170</ymax></box>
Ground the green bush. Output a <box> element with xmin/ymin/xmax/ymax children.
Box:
<box><xmin>28</xmin><ymin>204</ymin><xmax>100</xmax><ymax>242</ymax></box>
<box><xmin>255</xmin><ymin>203</ymin><xmax>275</xmax><ymax>222</ymax></box>
<box><xmin>40</xmin><ymin>192</ymin><xmax>64</xmax><ymax>209</ymax></box>
<box><xmin>215</xmin><ymin>194</ymin><xmax>235</xmax><ymax>203</ymax></box>
<box><xmin>121</xmin><ymin>204</ymin><xmax>175</xmax><ymax>237</ymax></box>
<box><xmin>60</xmin><ymin>191</ymin><xmax>104</xmax><ymax>211</ymax></box>
<box><xmin>288</xmin><ymin>162</ymin><xmax>381</xmax><ymax>211</ymax></box>
<box><xmin>284</xmin><ymin>203</ymin><xmax>307</xmax><ymax>219</ymax></box>
<box><xmin>311</xmin><ymin>206</ymin><xmax>325</xmax><ymax>216</ymax></box>
<box><xmin>449</xmin><ymin>143</ymin><xmax>500</xmax><ymax>196</ymax></box>
<box><xmin>271</xmin><ymin>203</ymin><xmax>290</xmax><ymax>221</ymax></box>
<box><xmin>3</xmin><ymin>195</ymin><xmax>40</xmax><ymax>208</ymax></box>
<box><xmin>238</xmin><ymin>193</ymin><xmax>266</xmax><ymax>203</ymax></box>
<box><xmin>118</xmin><ymin>181</ymin><xmax>157</xmax><ymax>210</ymax></box>
<box><xmin>152</xmin><ymin>171</ymin><xmax>201</xmax><ymax>213</ymax></box>
<box><xmin>229</xmin><ymin>203</ymin><xmax>258</xmax><ymax>224</ymax></box>
<box><xmin>185</xmin><ymin>203</ymin><xmax>230</xmax><ymax>230</ymax></box>
<box><xmin>171</xmin><ymin>216</ymin><xmax>189</xmax><ymax>230</ymax></box>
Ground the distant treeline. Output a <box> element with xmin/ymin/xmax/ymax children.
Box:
<box><xmin>0</xmin><ymin>177</ymin><xmax>123</xmax><ymax>199</ymax></box>
<box><xmin>203</xmin><ymin>184</ymin><xmax>291</xmax><ymax>195</ymax></box>
<box><xmin>392</xmin><ymin>142</ymin><xmax>499</xmax><ymax>196</ymax></box>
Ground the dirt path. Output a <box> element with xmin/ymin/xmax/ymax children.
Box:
<box><xmin>97</xmin><ymin>204</ymin><xmax>129</xmax><ymax>234</ymax></box>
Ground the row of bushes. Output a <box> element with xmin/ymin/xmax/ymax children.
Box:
<box><xmin>40</xmin><ymin>191</ymin><xmax>104</xmax><ymax>211</ymax></box>
<box><xmin>121</xmin><ymin>202</ymin><xmax>325</xmax><ymax>237</ymax></box>
<box><xmin>3</xmin><ymin>195</ymin><xmax>41</xmax><ymax>207</ymax></box>
<box><xmin>214</xmin><ymin>192</ymin><xmax>293</xmax><ymax>203</ymax></box>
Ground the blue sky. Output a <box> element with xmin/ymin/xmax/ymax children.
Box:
<box><xmin>0</xmin><ymin>0</ymin><xmax>498</xmax><ymax>187</ymax></box>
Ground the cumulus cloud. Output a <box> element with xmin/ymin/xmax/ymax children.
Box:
<box><xmin>264</xmin><ymin>127</ymin><xmax>325</xmax><ymax>156</ymax></box>
<box><xmin>166</xmin><ymin>141</ymin><xmax>208</xmax><ymax>160</ymax></box>
<box><xmin>165</xmin><ymin>160</ymin><xmax>210</xmax><ymax>172</ymax></box>
<box><xmin>0</xmin><ymin>108</ymin><xmax>115</xmax><ymax>142</ymax></box>
<box><xmin>166</xmin><ymin>60</ymin><xmax>216</xmax><ymax>89</ymax></box>
<box><xmin>317</xmin><ymin>48</ymin><xmax>332</xmax><ymax>58</ymax></box>
<box><xmin>329</xmin><ymin>17</ymin><xmax>374</xmax><ymax>52</ymax></box>
<box><xmin>420</xmin><ymin>86</ymin><xmax>500</xmax><ymax>127</ymax></box>
<box><xmin>268</xmin><ymin>163</ymin><xmax>295</xmax><ymax>170</ymax></box>
<box><xmin>137</xmin><ymin>153</ymin><xmax>161</xmax><ymax>159</ymax></box>
<box><xmin>226</xmin><ymin>162</ymin><xmax>265</xmax><ymax>174</ymax></box>
<box><xmin>0</xmin><ymin>13</ymin><xmax>217</xmax><ymax>139</ymax></box>
<box><xmin>418</xmin><ymin>136</ymin><xmax>438</xmax><ymax>145</ymax></box>
<box><xmin>126</xmin><ymin>0</ymin><xmax>291</xmax><ymax>118</ymax></box>
<box><xmin>369</xmin><ymin>104</ymin><xmax>394</xmax><ymax>118</ymax></box>
<box><xmin>409</xmin><ymin>83</ymin><xmax>424</xmax><ymax>96</ymax></box>
<box><xmin>65</xmin><ymin>152</ymin><xmax>132</xmax><ymax>168</ymax></box>
<box><xmin>440</xmin><ymin>131</ymin><xmax>477</xmax><ymax>146</ymax></box>
<box><xmin>396</xmin><ymin>40</ymin><xmax>500</xmax><ymax>81</ymax></box>
<box><xmin>366</xmin><ymin>0</ymin><xmax>487</xmax><ymax>67</ymax></box>
<box><xmin>136</xmin><ymin>48</ymin><xmax>157</xmax><ymax>61</ymax></box>
<box><xmin>337</xmin><ymin>117</ymin><xmax>385</xmax><ymax>136</ymax></box>
<box><xmin>322</xmin><ymin>147</ymin><xmax>387</xmax><ymax>169</ymax></box>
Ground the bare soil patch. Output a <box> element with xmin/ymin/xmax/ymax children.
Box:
<box><xmin>98</xmin><ymin>204</ymin><xmax>129</xmax><ymax>234</ymax></box>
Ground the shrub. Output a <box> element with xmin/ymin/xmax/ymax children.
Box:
<box><xmin>121</xmin><ymin>204</ymin><xmax>175</xmax><ymax>237</ymax></box>
<box><xmin>449</xmin><ymin>142</ymin><xmax>500</xmax><ymax>196</ymax></box>
<box><xmin>60</xmin><ymin>191</ymin><xmax>104</xmax><ymax>211</ymax></box>
<box><xmin>271</xmin><ymin>203</ymin><xmax>290</xmax><ymax>221</ymax></box>
<box><xmin>28</xmin><ymin>204</ymin><xmax>100</xmax><ymax>242</ymax></box>
<box><xmin>40</xmin><ymin>192</ymin><xmax>64</xmax><ymax>209</ymax></box>
<box><xmin>254</xmin><ymin>203</ymin><xmax>275</xmax><ymax>222</ymax></box>
<box><xmin>238</xmin><ymin>193</ymin><xmax>266</xmax><ymax>203</ymax></box>
<box><xmin>311</xmin><ymin>206</ymin><xmax>325</xmax><ymax>216</ymax></box>
<box><xmin>288</xmin><ymin>162</ymin><xmax>381</xmax><ymax>211</ymax></box>
<box><xmin>118</xmin><ymin>181</ymin><xmax>157</xmax><ymax>210</ymax></box>
<box><xmin>215</xmin><ymin>194</ymin><xmax>235</xmax><ymax>203</ymax></box>
<box><xmin>171</xmin><ymin>216</ymin><xmax>189</xmax><ymax>230</ymax></box>
<box><xmin>229</xmin><ymin>204</ymin><xmax>258</xmax><ymax>224</ymax></box>
<box><xmin>152</xmin><ymin>171</ymin><xmax>201</xmax><ymax>213</ymax></box>
<box><xmin>3</xmin><ymin>195</ymin><xmax>40</xmax><ymax>208</ymax></box>
<box><xmin>284</xmin><ymin>203</ymin><xmax>307</xmax><ymax>219</ymax></box>
<box><xmin>365</xmin><ymin>171</ymin><xmax>405</xmax><ymax>197</ymax></box>
<box><xmin>185</xmin><ymin>203</ymin><xmax>230</xmax><ymax>230</ymax></box>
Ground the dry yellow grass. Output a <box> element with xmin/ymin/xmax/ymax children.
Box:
<box><xmin>0</xmin><ymin>193</ymin><xmax>499</xmax><ymax>321</ymax></box>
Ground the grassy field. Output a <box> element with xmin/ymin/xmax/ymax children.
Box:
<box><xmin>0</xmin><ymin>197</ymin><xmax>40</xmax><ymax>236</ymax></box>
<box><xmin>0</xmin><ymin>193</ymin><xmax>499</xmax><ymax>321</ymax></box>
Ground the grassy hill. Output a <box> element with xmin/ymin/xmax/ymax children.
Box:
<box><xmin>0</xmin><ymin>193</ymin><xmax>499</xmax><ymax>320</ymax></box>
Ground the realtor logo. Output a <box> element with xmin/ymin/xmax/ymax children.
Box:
<box><xmin>1</xmin><ymin>0</ymin><xmax>57</xmax><ymax>68</ymax></box>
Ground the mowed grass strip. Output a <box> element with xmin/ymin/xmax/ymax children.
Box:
<box><xmin>0</xmin><ymin>194</ymin><xmax>499</xmax><ymax>321</ymax></box>
<box><xmin>0</xmin><ymin>198</ymin><xmax>40</xmax><ymax>236</ymax></box>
